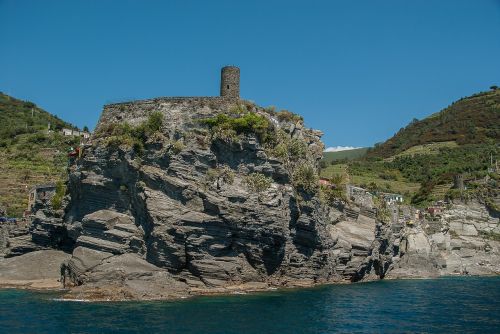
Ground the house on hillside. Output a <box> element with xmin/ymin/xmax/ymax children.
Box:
<box><xmin>61</xmin><ymin>128</ymin><xmax>91</xmax><ymax>139</ymax></box>
<box><xmin>380</xmin><ymin>192</ymin><xmax>404</xmax><ymax>204</ymax></box>
<box><xmin>28</xmin><ymin>183</ymin><xmax>56</xmax><ymax>213</ymax></box>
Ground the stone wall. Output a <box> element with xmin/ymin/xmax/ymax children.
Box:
<box><xmin>96</xmin><ymin>97</ymin><xmax>236</xmax><ymax>131</ymax></box>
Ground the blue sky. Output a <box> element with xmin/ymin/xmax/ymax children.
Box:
<box><xmin>1</xmin><ymin>0</ymin><xmax>499</xmax><ymax>148</ymax></box>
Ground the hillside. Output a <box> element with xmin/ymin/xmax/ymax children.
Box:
<box><xmin>0</xmin><ymin>93</ymin><xmax>79</xmax><ymax>216</ymax></box>
<box><xmin>322</xmin><ymin>147</ymin><xmax>368</xmax><ymax>163</ymax></box>
<box><xmin>368</xmin><ymin>89</ymin><xmax>500</xmax><ymax>158</ymax></box>
<box><xmin>321</xmin><ymin>88</ymin><xmax>500</xmax><ymax>206</ymax></box>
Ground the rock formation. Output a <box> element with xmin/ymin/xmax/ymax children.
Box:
<box><xmin>0</xmin><ymin>70</ymin><xmax>498</xmax><ymax>300</ymax></box>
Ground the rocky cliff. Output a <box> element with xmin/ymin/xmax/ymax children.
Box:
<box><xmin>58</xmin><ymin>97</ymin><xmax>343</xmax><ymax>299</ymax></box>
<box><xmin>1</xmin><ymin>97</ymin><xmax>498</xmax><ymax>300</ymax></box>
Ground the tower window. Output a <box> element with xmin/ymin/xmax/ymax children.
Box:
<box><xmin>227</xmin><ymin>85</ymin><xmax>229</xmax><ymax>89</ymax></box>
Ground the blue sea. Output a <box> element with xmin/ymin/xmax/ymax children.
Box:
<box><xmin>0</xmin><ymin>277</ymin><xmax>499</xmax><ymax>333</ymax></box>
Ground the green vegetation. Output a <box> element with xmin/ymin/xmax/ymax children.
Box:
<box><xmin>321</xmin><ymin>89</ymin><xmax>500</xmax><ymax>207</ymax></box>
<box><xmin>0</xmin><ymin>92</ymin><xmax>77</xmax><ymax>147</ymax></box>
<box><xmin>322</xmin><ymin>143</ymin><xmax>498</xmax><ymax>206</ymax></box>
<box><xmin>0</xmin><ymin>93</ymin><xmax>79</xmax><ymax>216</ymax></box>
<box><xmin>171</xmin><ymin>140</ymin><xmax>185</xmax><ymax>154</ymax></box>
<box><xmin>265</xmin><ymin>130</ymin><xmax>320</xmax><ymax>195</ymax></box>
<box><xmin>320</xmin><ymin>174</ymin><xmax>347</xmax><ymax>206</ymax></box>
<box><xmin>322</xmin><ymin>148</ymin><xmax>368</xmax><ymax>164</ymax></box>
<box><xmin>96</xmin><ymin>111</ymin><xmax>165</xmax><ymax>155</ymax></box>
<box><xmin>388</xmin><ymin>141</ymin><xmax>458</xmax><ymax>160</ymax></box>
<box><xmin>245</xmin><ymin>173</ymin><xmax>273</xmax><ymax>193</ymax></box>
<box><xmin>201</xmin><ymin>111</ymin><xmax>272</xmax><ymax>143</ymax></box>
<box><xmin>293</xmin><ymin>164</ymin><xmax>319</xmax><ymax>193</ymax></box>
<box><xmin>51</xmin><ymin>180</ymin><xmax>66</xmax><ymax>210</ymax></box>
<box><xmin>275</xmin><ymin>110</ymin><xmax>303</xmax><ymax>123</ymax></box>
<box><xmin>321</xmin><ymin>162</ymin><xmax>420</xmax><ymax>197</ymax></box>
<box><xmin>368</xmin><ymin>89</ymin><xmax>499</xmax><ymax>158</ymax></box>
<box><xmin>206</xmin><ymin>166</ymin><xmax>235</xmax><ymax>186</ymax></box>
<box><xmin>201</xmin><ymin>106</ymin><xmax>319</xmax><ymax>196</ymax></box>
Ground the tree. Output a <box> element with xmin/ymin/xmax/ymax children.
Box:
<box><xmin>83</xmin><ymin>125</ymin><xmax>89</xmax><ymax>132</ymax></box>
<box><xmin>490</xmin><ymin>85</ymin><xmax>498</xmax><ymax>90</ymax></box>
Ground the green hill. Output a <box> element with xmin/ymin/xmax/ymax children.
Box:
<box><xmin>0</xmin><ymin>93</ymin><xmax>80</xmax><ymax>216</ymax></box>
<box><xmin>321</xmin><ymin>88</ymin><xmax>500</xmax><ymax>206</ymax></box>
<box><xmin>368</xmin><ymin>89</ymin><xmax>500</xmax><ymax>158</ymax></box>
<box><xmin>322</xmin><ymin>147</ymin><xmax>368</xmax><ymax>163</ymax></box>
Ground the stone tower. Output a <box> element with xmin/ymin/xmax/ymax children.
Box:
<box><xmin>220</xmin><ymin>66</ymin><xmax>240</xmax><ymax>99</ymax></box>
<box><xmin>453</xmin><ymin>174</ymin><xmax>464</xmax><ymax>190</ymax></box>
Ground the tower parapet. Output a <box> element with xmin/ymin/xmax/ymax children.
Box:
<box><xmin>220</xmin><ymin>66</ymin><xmax>240</xmax><ymax>99</ymax></box>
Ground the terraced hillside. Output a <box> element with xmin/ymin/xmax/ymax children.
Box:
<box><xmin>0</xmin><ymin>93</ymin><xmax>80</xmax><ymax>216</ymax></box>
<box><xmin>321</xmin><ymin>88</ymin><xmax>500</xmax><ymax>206</ymax></box>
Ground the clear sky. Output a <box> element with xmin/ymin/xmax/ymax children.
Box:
<box><xmin>1</xmin><ymin>0</ymin><xmax>499</xmax><ymax>148</ymax></box>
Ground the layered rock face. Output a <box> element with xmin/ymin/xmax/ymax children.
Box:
<box><xmin>1</xmin><ymin>97</ymin><xmax>498</xmax><ymax>300</ymax></box>
<box><xmin>59</xmin><ymin>98</ymin><xmax>341</xmax><ymax>299</ymax></box>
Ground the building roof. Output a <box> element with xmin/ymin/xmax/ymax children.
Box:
<box><xmin>30</xmin><ymin>183</ymin><xmax>56</xmax><ymax>191</ymax></box>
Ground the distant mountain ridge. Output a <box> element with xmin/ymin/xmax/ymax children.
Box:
<box><xmin>322</xmin><ymin>147</ymin><xmax>368</xmax><ymax>163</ymax></box>
<box><xmin>368</xmin><ymin>89</ymin><xmax>500</xmax><ymax>158</ymax></box>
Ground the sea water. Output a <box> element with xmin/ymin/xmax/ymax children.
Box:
<box><xmin>0</xmin><ymin>276</ymin><xmax>499</xmax><ymax>333</ymax></box>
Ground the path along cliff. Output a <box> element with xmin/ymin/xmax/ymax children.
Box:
<box><xmin>1</xmin><ymin>97</ymin><xmax>499</xmax><ymax>300</ymax></box>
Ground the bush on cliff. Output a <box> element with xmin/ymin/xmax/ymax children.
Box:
<box><xmin>245</xmin><ymin>173</ymin><xmax>273</xmax><ymax>193</ymax></box>
<box><xmin>98</xmin><ymin>112</ymin><xmax>165</xmax><ymax>154</ymax></box>
<box><xmin>275</xmin><ymin>110</ymin><xmax>303</xmax><ymax>123</ymax></box>
<box><xmin>320</xmin><ymin>174</ymin><xmax>347</xmax><ymax>206</ymax></box>
<box><xmin>292</xmin><ymin>164</ymin><xmax>319</xmax><ymax>194</ymax></box>
<box><xmin>201</xmin><ymin>112</ymin><xmax>273</xmax><ymax>143</ymax></box>
<box><xmin>51</xmin><ymin>180</ymin><xmax>66</xmax><ymax>210</ymax></box>
<box><xmin>205</xmin><ymin>166</ymin><xmax>235</xmax><ymax>187</ymax></box>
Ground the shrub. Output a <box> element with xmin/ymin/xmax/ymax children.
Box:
<box><xmin>245</xmin><ymin>173</ymin><xmax>273</xmax><ymax>193</ymax></box>
<box><xmin>205</xmin><ymin>166</ymin><xmax>235</xmax><ymax>186</ymax></box>
<box><xmin>171</xmin><ymin>140</ymin><xmax>185</xmax><ymax>154</ymax></box>
<box><xmin>201</xmin><ymin>112</ymin><xmax>273</xmax><ymax>143</ymax></box>
<box><xmin>288</xmin><ymin>138</ymin><xmax>307</xmax><ymax>160</ymax></box>
<box><xmin>51</xmin><ymin>180</ymin><xmax>66</xmax><ymax>210</ymax></box>
<box><xmin>264</xmin><ymin>106</ymin><xmax>276</xmax><ymax>114</ymax></box>
<box><xmin>145</xmin><ymin>111</ymin><xmax>164</xmax><ymax>133</ymax></box>
<box><xmin>229</xmin><ymin>104</ymin><xmax>248</xmax><ymax>114</ymax></box>
<box><xmin>98</xmin><ymin>112</ymin><xmax>164</xmax><ymax>155</ymax></box>
<box><xmin>292</xmin><ymin>164</ymin><xmax>319</xmax><ymax>193</ymax></box>
<box><xmin>27</xmin><ymin>133</ymin><xmax>48</xmax><ymax>144</ymax></box>
<box><xmin>276</xmin><ymin>110</ymin><xmax>303</xmax><ymax>123</ymax></box>
<box><xmin>320</xmin><ymin>180</ymin><xmax>347</xmax><ymax>206</ymax></box>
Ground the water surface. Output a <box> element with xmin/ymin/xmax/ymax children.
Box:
<box><xmin>0</xmin><ymin>277</ymin><xmax>499</xmax><ymax>333</ymax></box>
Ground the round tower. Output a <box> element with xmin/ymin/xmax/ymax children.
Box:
<box><xmin>453</xmin><ymin>174</ymin><xmax>464</xmax><ymax>190</ymax></box>
<box><xmin>220</xmin><ymin>66</ymin><xmax>240</xmax><ymax>99</ymax></box>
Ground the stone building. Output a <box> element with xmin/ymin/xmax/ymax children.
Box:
<box><xmin>61</xmin><ymin>128</ymin><xmax>91</xmax><ymax>139</ymax></box>
<box><xmin>28</xmin><ymin>184</ymin><xmax>56</xmax><ymax>213</ymax></box>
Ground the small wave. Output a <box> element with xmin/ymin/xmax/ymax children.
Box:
<box><xmin>52</xmin><ymin>298</ymin><xmax>92</xmax><ymax>303</ymax></box>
